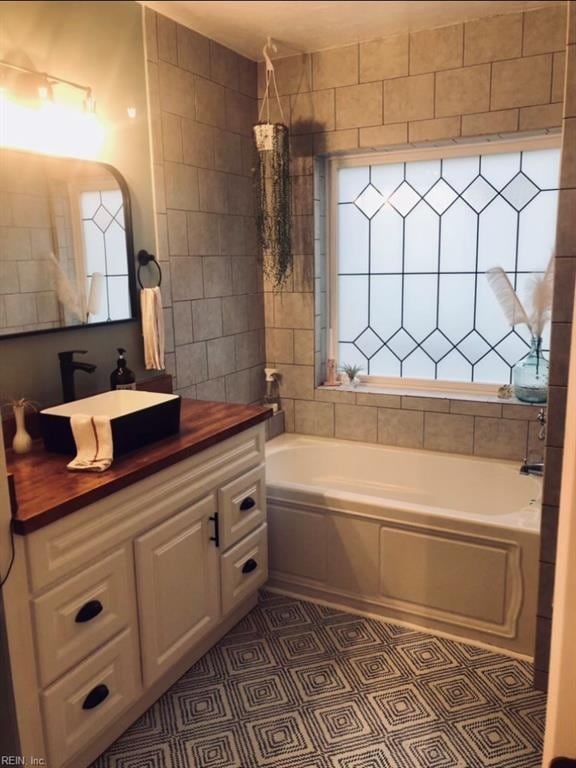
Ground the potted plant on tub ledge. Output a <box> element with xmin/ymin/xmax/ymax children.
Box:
<box><xmin>341</xmin><ymin>363</ymin><xmax>363</xmax><ymax>389</ymax></box>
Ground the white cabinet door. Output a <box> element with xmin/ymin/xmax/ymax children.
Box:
<box><xmin>135</xmin><ymin>495</ymin><xmax>220</xmax><ymax>686</ymax></box>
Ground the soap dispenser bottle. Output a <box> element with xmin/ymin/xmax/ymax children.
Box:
<box><xmin>110</xmin><ymin>348</ymin><xmax>136</xmax><ymax>391</ymax></box>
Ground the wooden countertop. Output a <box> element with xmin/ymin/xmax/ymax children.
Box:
<box><xmin>7</xmin><ymin>399</ymin><xmax>271</xmax><ymax>535</ymax></box>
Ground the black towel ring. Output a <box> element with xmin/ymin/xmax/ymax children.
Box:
<box><xmin>137</xmin><ymin>249</ymin><xmax>162</xmax><ymax>288</ymax></box>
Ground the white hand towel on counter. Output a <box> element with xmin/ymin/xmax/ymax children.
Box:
<box><xmin>140</xmin><ymin>287</ymin><xmax>165</xmax><ymax>370</ymax></box>
<box><xmin>67</xmin><ymin>414</ymin><xmax>113</xmax><ymax>472</ymax></box>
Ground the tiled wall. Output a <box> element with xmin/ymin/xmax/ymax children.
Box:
<box><xmin>0</xmin><ymin>155</ymin><xmax>59</xmax><ymax>333</ymax></box>
<box><xmin>145</xmin><ymin>9</ymin><xmax>265</xmax><ymax>404</ymax></box>
<box><xmin>261</xmin><ymin>5</ymin><xmax>566</xmax><ymax>461</ymax></box>
<box><xmin>535</xmin><ymin>0</ymin><xmax>576</xmax><ymax>689</ymax></box>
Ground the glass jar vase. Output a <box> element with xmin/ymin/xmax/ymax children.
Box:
<box><xmin>513</xmin><ymin>335</ymin><xmax>548</xmax><ymax>403</ymax></box>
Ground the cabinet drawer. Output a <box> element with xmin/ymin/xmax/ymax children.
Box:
<box><xmin>32</xmin><ymin>546</ymin><xmax>135</xmax><ymax>687</ymax></box>
<box><xmin>41</xmin><ymin>628</ymin><xmax>140</xmax><ymax>768</ymax></box>
<box><xmin>219</xmin><ymin>465</ymin><xmax>266</xmax><ymax>549</ymax></box>
<box><xmin>221</xmin><ymin>523</ymin><xmax>268</xmax><ymax>615</ymax></box>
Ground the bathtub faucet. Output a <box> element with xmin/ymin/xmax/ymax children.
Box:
<box><xmin>519</xmin><ymin>459</ymin><xmax>544</xmax><ymax>477</ymax></box>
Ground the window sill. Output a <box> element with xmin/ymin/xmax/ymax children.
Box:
<box><xmin>317</xmin><ymin>382</ymin><xmax>543</xmax><ymax>407</ymax></box>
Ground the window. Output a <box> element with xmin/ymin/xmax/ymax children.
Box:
<box><xmin>330</xmin><ymin>139</ymin><xmax>560</xmax><ymax>389</ymax></box>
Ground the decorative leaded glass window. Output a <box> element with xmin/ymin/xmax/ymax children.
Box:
<box><xmin>332</xmin><ymin>142</ymin><xmax>560</xmax><ymax>386</ymax></box>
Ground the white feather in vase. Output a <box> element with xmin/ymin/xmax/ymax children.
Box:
<box><xmin>486</xmin><ymin>257</ymin><xmax>555</xmax><ymax>337</ymax></box>
<box><xmin>49</xmin><ymin>252</ymin><xmax>84</xmax><ymax>323</ymax></box>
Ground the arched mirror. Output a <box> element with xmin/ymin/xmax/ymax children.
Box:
<box><xmin>0</xmin><ymin>147</ymin><xmax>137</xmax><ymax>337</ymax></box>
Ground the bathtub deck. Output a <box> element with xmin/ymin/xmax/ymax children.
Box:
<box><xmin>91</xmin><ymin>590</ymin><xmax>545</xmax><ymax>768</ymax></box>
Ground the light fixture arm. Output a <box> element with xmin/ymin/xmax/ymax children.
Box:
<box><xmin>0</xmin><ymin>59</ymin><xmax>93</xmax><ymax>105</ymax></box>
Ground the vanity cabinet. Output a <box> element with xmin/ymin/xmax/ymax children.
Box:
<box><xmin>6</xmin><ymin>421</ymin><xmax>268</xmax><ymax>768</ymax></box>
<box><xmin>135</xmin><ymin>495</ymin><xmax>220</xmax><ymax>686</ymax></box>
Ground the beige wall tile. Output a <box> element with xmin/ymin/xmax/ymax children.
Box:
<box><xmin>560</xmin><ymin>118</ymin><xmax>576</xmax><ymax>188</ymax></box>
<box><xmin>424</xmin><ymin>412</ymin><xmax>474</xmax><ymax>454</ymax></box>
<box><xmin>474</xmin><ymin>417</ymin><xmax>528</xmax><ymax>460</ymax></box>
<box><xmin>236</xmin><ymin>330</ymin><xmax>264</xmax><ymax>369</ymax></box>
<box><xmin>336</xmin><ymin>82</ymin><xmax>383</xmax><ymax>129</ymax></box>
<box><xmin>313</xmin><ymin>129</ymin><xmax>359</xmax><ymax>153</ymax></box>
<box><xmin>192</xmin><ymin>297</ymin><xmax>223</xmax><ymax>340</ymax></box>
<box><xmin>359</xmin><ymin>123</ymin><xmax>408</xmax><ymax>148</ymax></box>
<box><xmin>409</xmin><ymin>116</ymin><xmax>461</xmax><ymax>143</ymax></box>
<box><xmin>157</xmin><ymin>14</ymin><xmax>177</xmax><ymax>65</ymax></box>
<box><xmin>161</xmin><ymin>112</ymin><xmax>182</xmax><ymax>162</ymax></box>
<box><xmin>491</xmin><ymin>55</ymin><xmax>553</xmax><ymax>110</ymax></box>
<box><xmin>549</xmin><ymin>322</ymin><xmax>572</xmax><ymax>387</ymax></box>
<box><xmin>213</xmin><ymin>129</ymin><xmax>243</xmax><ymax>174</ymax></box>
<box><xmin>519</xmin><ymin>103</ymin><xmax>563</xmax><ymax>131</ymax></box>
<box><xmin>378</xmin><ymin>407</ymin><xmax>424</xmax><ymax>448</ymax></box>
<box><xmin>259</xmin><ymin>54</ymin><xmax>312</xmax><ymax>96</ymax></box>
<box><xmin>570</xmin><ymin>1</ymin><xmax>576</xmax><ymax>45</ymax></box>
<box><xmin>227</xmin><ymin>175</ymin><xmax>254</xmax><ymax>216</ymax></box>
<box><xmin>281</xmin><ymin>397</ymin><xmax>295</xmax><ymax>432</ymax></box>
<box><xmin>238</xmin><ymin>57</ymin><xmax>257</xmax><ymax>98</ymax></box>
<box><xmin>279</xmin><ymin>364</ymin><xmax>315</xmax><ymax>399</ymax></box>
<box><xmin>335</xmin><ymin>404</ymin><xmax>378</xmax><ymax>442</ymax></box>
<box><xmin>410</xmin><ymin>24</ymin><xmax>463</xmax><ymax>74</ymax></box>
<box><xmin>258</xmin><ymin>94</ymin><xmax>290</xmax><ymax>125</ymax></box>
<box><xmin>158</xmin><ymin>62</ymin><xmax>195</xmax><ymax>118</ymax></box>
<box><xmin>197</xmin><ymin>168</ymin><xmax>228</xmax><ymax>214</ymax></box>
<box><xmin>177</xmin><ymin>25</ymin><xmax>210</xmax><ymax>77</ymax></box>
<box><xmin>274</xmin><ymin>292</ymin><xmax>315</xmax><ymax>329</ymax></box>
<box><xmin>543</xmin><ymin>445</ymin><xmax>564</xmax><ymax>507</ymax></box>
<box><xmin>295</xmin><ymin>400</ymin><xmax>335</xmax><ymax>437</ymax></box>
<box><xmin>144</xmin><ymin>8</ymin><xmax>158</xmax><ymax>63</ymax></box>
<box><xmin>552</xmin><ymin>258</ymin><xmax>576</xmax><ymax>323</ymax></box>
<box><xmin>315</xmin><ymin>388</ymin><xmax>356</xmax><ymax>404</ymax></box>
<box><xmin>210</xmin><ymin>41</ymin><xmax>240</xmax><ymax>91</ymax></box>
<box><xmin>222</xmin><ymin>294</ymin><xmax>249</xmax><ymax>335</ymax></box>
<box><xmin>207</xmin><ymin>335</ymin><xmax>236</xmax><ymax>378</ymax></box>
<box><xmin>552</xmin><ymin>51</ymin><xmax>566</xmax><ymax>103</ymax></box>
<box><xmin>175</xmin><ymin>341</ymin><xmax>208</xmax><ymax>387</ymax></box>
<box><xmin>502</xmin><ymin>403</ymin><xmax>541</xmax><ymax>420</ymax></box>
<box><xmin>197</xmin><ymin>377</ymin><xmax>226</xmax><ymax>402</ymax></box>
<box><xmin>293</xmin><ymin>253</ymin><xmax>314</xmax><ymax>293</ymax></box>
<box><xmin>360</xmin><ymin>35</ymin><xmax>409</xmax><ymax>82</ymax></box>
<box><xmin>217</xmin><ymin>216</ymin><xmax>244</xmax><ymax>258</ymax></box>
<box><xmin>225</xmin><ymin>90</ymin><xmax>257</xmax><ymax>136</ymax></box>
<box><xmin>292</xmin><ymin>175</ymin><xmax>314</xmax><ymax>216</ymax></box>
<box><xmin>225</xmin><ymin>368</ymin><xmax>252</xmax><ymax>403</ymax></box>
<box><xmin>167</xmin><ymin>209</ymin><xmax>188</xmax><ymax>255</ymax></box>
<box><xmin>173</xmin><ymin>300</ymin><xmax>193</xmax><ymax>345</ymax></box>
<box><xmin>164</xmin><ymin>162</ymin><xmax>199</xmax><ymax>210</ymax></box>
<box><xmin>356</xmin><ymin>392</ymin><xmax>401</xmax><ymax>408</ymax></box>
<box><xmin>203</xmin><ymin>256</ymin><xmax>233</xmax><ymax>297</ymax></box>
<box><xmin>556</xmin><ymin>189</ymin><xmax>576</xmax><ymax>255</ymax></box>
<box><xmin>402</xmin><ymin>396</ymin><xmax>450</xmax><ymax>413</ymax></box>
<box><xmin>312</xmin><ymin>45</ymin><xmax>359</xmax><ymax>89</ymax></box>
<box><xmin>523</xmin><ymin>5</ymin><xmax>567</xmax><ymax>56</ymax></box>
<box><xmin>170</xmin><ymin>257</ymin><xmax>204</xmax><ymax>300</ymax></box>
<box><xmin>154</xmin><ymin>163</ymin><xmax>166</xmax><ymax>214</ymax></box>
<box><xmin>266</xmin><ymin>328</ymin><xmax>294</xmax><ymax>363</ymax></box>
<box><xmin>464</xmin><ymin>13</ymin><xmax>523</xmax><ymax>65</ymax></box>
<box><xmin>291</xmin><ymin>89</ymin><xmax>335</xmax><ymax>134</ymax></box>
<box><xmin>566</xmin><ymin>45</ymin><xmax>576</xmax><ymax>118</ymax></box>
<box><xmin>294</xmin><ymin>329</ymin><xmax>315</xmax><ymax>365</ymax></box>
<box><xmin>436</xmin><ymin>64</ymin><xmax>491</xmax><ymax>117</ymax></box>
<box><xmin>195</xmin><ymin>77</ymin><xmax>227</xmax><ymax>127</ymax></box>
<box><xmin>181</xmin><ymin>119</ymin><xmax>214</xmax><ymax>168</ymax></box>
<box><xmin>187</xmin><ymin>211</ymin><xmax>219</xmax><ymax>256</ymax></box>
<box><xmin>461</xmin><ymin>109</ymin><xmax>518</xmax><ymax>136</ymax></box>
<box><xmin>450</xmin><ymin>400</ymin><xmax>502</xmax><ymax>417</ymax></box>
<box><xmin>547</xmin><ymin>386</ymin><xmax>567</xmax><ymax>448</ymax></box>
<box><xmin>384</xmin><ymin>74</ymin><xmax>434</xmax><ymax>123</ymax></box>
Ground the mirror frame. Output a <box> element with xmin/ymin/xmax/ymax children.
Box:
<box><xmin>0</xmin><ymin>148</ymin><xmax>139</xmax><ymax>341</ymax></box>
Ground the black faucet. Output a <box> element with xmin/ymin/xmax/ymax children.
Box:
<box><xmin>58</xmin><ymin>350</ymin><xmax>97</xmax><ymax>403</ymax></box>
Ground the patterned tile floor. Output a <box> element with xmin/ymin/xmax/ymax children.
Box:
<box><xmin>92</xmin><ymin>591</ymin><xmax>546</xmax><ymax>768</ymax></box>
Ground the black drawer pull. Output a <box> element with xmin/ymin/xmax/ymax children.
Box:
<box><xmin>75</xmin><ymin>600</ymin><xmax>103</xmax><ymax>624</ymax></box>
<box><xmin>209</xmin><ymin>513</ymin><xmax>220</xmax><ymax>548</ymax></box>
<box><xmin>240</xmin><ymin>496</ymin><xmax>256</xmax><ymax>512</ymax></box>
<box><xmin>242</xmin><ymin>558</ymin><xmax>258</xmax><ymax>574</ymax></box>
<box><xmin>82</xmin><ymin>684</ymin><xmax>109</xmax><ymax>710</ymax></box>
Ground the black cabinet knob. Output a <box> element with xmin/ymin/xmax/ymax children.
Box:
<box><xmin>240</xmin><ymin>496</ymin><xmax>256</xmax><ymax>512</ymax></box>
<box><xmin>242</xmin><ymin>558</ymin><xmax>258</xmax><ymax>574</ymax></box>
<box><xmin>82</xmin><ymin>684</ymin><xmax>109</xmax><ymax>710</ymax></box>
<box><xmin>75</xmin><ymin>600</ymin><xmax>103</xmax><ymax>624</ymax></box>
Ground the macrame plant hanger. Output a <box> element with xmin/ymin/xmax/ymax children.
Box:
<box><xmin>253</xmin><ymin>37</ymin><xmax>292</xmax><ymax>291</ymax></box>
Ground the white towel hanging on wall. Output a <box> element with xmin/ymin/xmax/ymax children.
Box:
<box><xmin>140</xmin><ymin>286</ymin><xmax>165</xmax><ymax>370</ymax></box>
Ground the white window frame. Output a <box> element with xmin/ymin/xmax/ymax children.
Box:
<box><xmin>326</xmin><ymin>133</ymin><xmax>562</xmax><ymax>397</ymax></box>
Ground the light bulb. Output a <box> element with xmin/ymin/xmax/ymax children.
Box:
<box><xmin>127</xmin><ymin>106</ymin><xmax>136</xmax><ymax>119</ymax></box>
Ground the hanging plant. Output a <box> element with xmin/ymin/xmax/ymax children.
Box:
<box><xmin>253</xmin><ymin>38</ymin><xmax>292</xmax><ymax>292</ymax></box>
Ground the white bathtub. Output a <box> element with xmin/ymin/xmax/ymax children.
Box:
<box><xmin>265</xmin><ymin>434</ymin><xmax>542</xmax><ymax>655</ymax></box>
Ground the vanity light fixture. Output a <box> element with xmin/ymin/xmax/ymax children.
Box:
<box><xmin>0</xmin><ymin>59</ymin><xmax>104</xmax><ymax>159</ymax></box>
